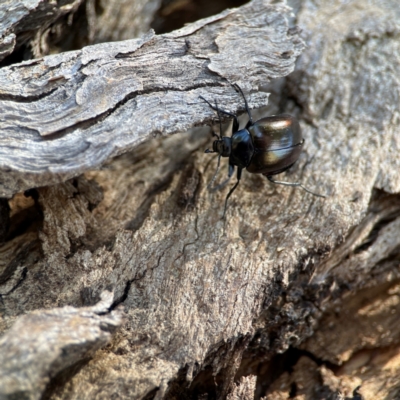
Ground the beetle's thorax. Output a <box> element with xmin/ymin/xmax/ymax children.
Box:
<box><xmin>212</xmin><ymin>137</ymin><xmax>231</xmax><ymax>157</ymax></box>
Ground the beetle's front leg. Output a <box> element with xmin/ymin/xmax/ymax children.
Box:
<box><xmin>222</xmin><ymin>166</ymin><xmax>242</xmax><ymax>218</ymax></box>
<box><xmin>209</xmin><ymin>163</ymin><xmax>234</xmax><ymax>192</ymax></box>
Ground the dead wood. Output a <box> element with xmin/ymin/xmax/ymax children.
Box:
<box><xmin>0</xmin><ymin>290</ymin><xmax>122</xmax><ymax>399</ymax></box>
<box><xmin>0</xmin><ymin>0</ymin><xmax>400</xmax><ymax>399</ymax></box>
<box><xmin>0</xmin><ymin>0</ymin><xmax>300</xmax><ymax>197</ymax></box>
<box><xmin>89</xmin><ymin>0</ymin><xmax>162</xmax><ymax>44</ymax></box>
<box><xmin>0</xmin><ymin>0</ymin><xmax>84</xmax><ymax>61</ymax></box>
<box><xmin>0</xmin><ymin>0</ymin><xmax>161</xmax><ymax>62</ymax></box>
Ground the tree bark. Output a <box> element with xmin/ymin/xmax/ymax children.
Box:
<box><xmin>0</xmin><ymin>0</ymin><xmax>300</xmax><ymax>197</ymax></box>
<box><xmin>1</xmin><ymin>0</ymin><xmax>400</xmax><ymax>399</ymax></box>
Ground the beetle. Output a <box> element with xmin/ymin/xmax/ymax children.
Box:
<box><xmin>200</xmin><ymin>84</ymin><xmax>325</xmax><ymax>217</ymax></box>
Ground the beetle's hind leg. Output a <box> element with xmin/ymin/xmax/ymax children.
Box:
<box><xmin>266</xmin><ymin>175</ymin><xmax>326</xmax><ymax>198</ymax></box>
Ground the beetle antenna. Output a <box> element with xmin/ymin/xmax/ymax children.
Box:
<box><xmin>199</xmin><ymin>95</ymin><xmax>214</xmax><ymax>109</ymax></box>
<box><xmin>266</xmin><ymin>176</ymin><xmax>326</xmax><ymax>198</ymax></box>
<box><xmin>232</xmin><ymin>84</ymin><xmax>253</xmax><ymax>124</ymax></box>
<box><xmin>214</xmin><ymin>99</ymin><xmax>223</xmax><ymax>138</ymax></box>
<box><xmin>200</xmin><ymin>94</ymin><xmax>240</xmax><ymax>132</ymax></box>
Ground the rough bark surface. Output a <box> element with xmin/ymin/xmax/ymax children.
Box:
<box><xmin>0</xmin><ymin>0</ymin><xmax>400</xmax><ymax>400</ymax></box>
<box><xmin>0</xmin><ymin>0</ymin><xmax>301</xmax><ymax>197</ymax></box>
<box><xmin>89</xmin><ymin>0</ymin><xmax>162</xmax><ymax>44</ymax></box>
<box><xmin>0</xmin><ymin>291</ymin><xmax>122</xmax><ymax>400</ymax></box>
<box><xmin>0</xmin><ymin>0</ymin><xmax>84</xmax><ymax>61</ymax></box>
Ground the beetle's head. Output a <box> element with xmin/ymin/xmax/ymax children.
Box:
<box><xmin>205</xmin><ymin>137</ymin><xmax>231</xmax><ymax>157</ymax></box>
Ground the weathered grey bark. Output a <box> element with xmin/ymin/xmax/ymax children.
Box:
<box><xmin>89</xmin><ymin>0</ymin><xmax>162</xmax><ymax>44</ymax></box>
<box><xmin>0</xmin><ymin>291</ymin><xmax>122</xmax><ymax>400</ymax></box>
<box><xmin>0</xmin><ymin>0</ymin><xmax>160</xmax><ymax>61</ymax></box>
<box><xmin>0</xmin><ymin>0</ymin><xmax>300</xmax><ymax>198</ymax></box>
<box><xmin>256</xmin><ymin>1</ymin><xmax>400</xmax><ymax>398</ymax></box>
<box><xmin>0</xmin><ymin>0</ymin><xmax>400</xmax><ymax>399</ymax></box>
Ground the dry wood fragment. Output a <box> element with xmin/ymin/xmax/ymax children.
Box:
<box><xmin>227</xmin><ymin>375</ymin><xmax>257</xmax><ymax>400</ymax></box>
<box><xmin>0</xmin><ymin>290</ymin><xmax>122</xmax><ymax>400</ymax></box>
<box><xmin>89</xmin><ymin>0</ymin><xmax>162</xmax><ymax>44</ymax></box>
<box><xmin>0</xmin><ymin>0</ymin><xmax>400</xmax><ymax>399</ymax></box>
<box><xmin>0</xmin><ymin>0</ymin><xmax>301</xmax><ymax>198</ymax></box>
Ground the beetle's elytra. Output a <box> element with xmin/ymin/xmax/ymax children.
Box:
<box><xmin>201</xmin><ymin>85</ymin><xmax>325</xmax><ymax>217</ymax></box>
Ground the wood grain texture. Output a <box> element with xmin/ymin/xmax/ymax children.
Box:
<box><xmin>0</xmin><ymin>0</ymin><xmax>400</xmax><ymax>399</ymax></box>
<box><xmin>0</xmin><ymin>0</ymin><xmax>84</xmax><ymax>60</ymax></box>
<box><xmin>0</xmin><ymin>0</ymin><xmax>302</xmax><ymax>198</ymax></box>
<box><xmin>90</xmin><ymin>0</ymin><xmax>162</xmax><ymax>44</ymax></box>
<box><xmin>0</xmin><ymin>290</ymin><xmax>122</xmax><ymax>400</ymax></box>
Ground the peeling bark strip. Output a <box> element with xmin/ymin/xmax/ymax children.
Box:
<box><xmin>0</xmin><ymin>0</ymin><xmax>302</xmax><ymax>198</ymax></box>
<box><xmin>0</xmin><ymin>291</ymin><xmax>122</xmax><ymax>400</ymax></box>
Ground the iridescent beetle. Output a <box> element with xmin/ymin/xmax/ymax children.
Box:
<box><xmin>200</xmin><ymin>85</ymin><xmax>325</xmax><ymax>217</ymax></box>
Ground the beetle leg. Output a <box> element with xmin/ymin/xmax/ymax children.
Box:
<box><xmin>207</xmin><ymin>154</ymin><xmax>222</xmax><ymax>189</ymax></box>
<box><xmin>199</xmin><ymin>96</ymin><xmax>239</xmax><ymax>133</ymax></box>
<box><xmin>209</xmin><ymin>163</ymin><xmax>234</xmax><ymax>192</ymax></box>
<box><xmin>228</xmin><ymin>163</ymin><xmax>235</xmax><ymax>177</ymax></box>
<box><xmin>223</xmin><ymin>167</ymin><xmax>243</xmax><ymax>218</ymax></box>
<box><xmin>266</xmin><ymin>176</ymin><xmax>326</xmax><ymax>198</ymax></box>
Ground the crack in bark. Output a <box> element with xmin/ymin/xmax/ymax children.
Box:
<box><xmin>107</xmin><ymin>279</ymin><xmax>134</xmax><ymax>312</ymax></box>
<box><xmin>40</xmin><ymin>79</ymin><xmax>228</xmax><ymax>139</ymax></box>
<box><xmin>0</xmin><ymin>266</ymin><xmax>27</xmax><ymax>297</ymax></box>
